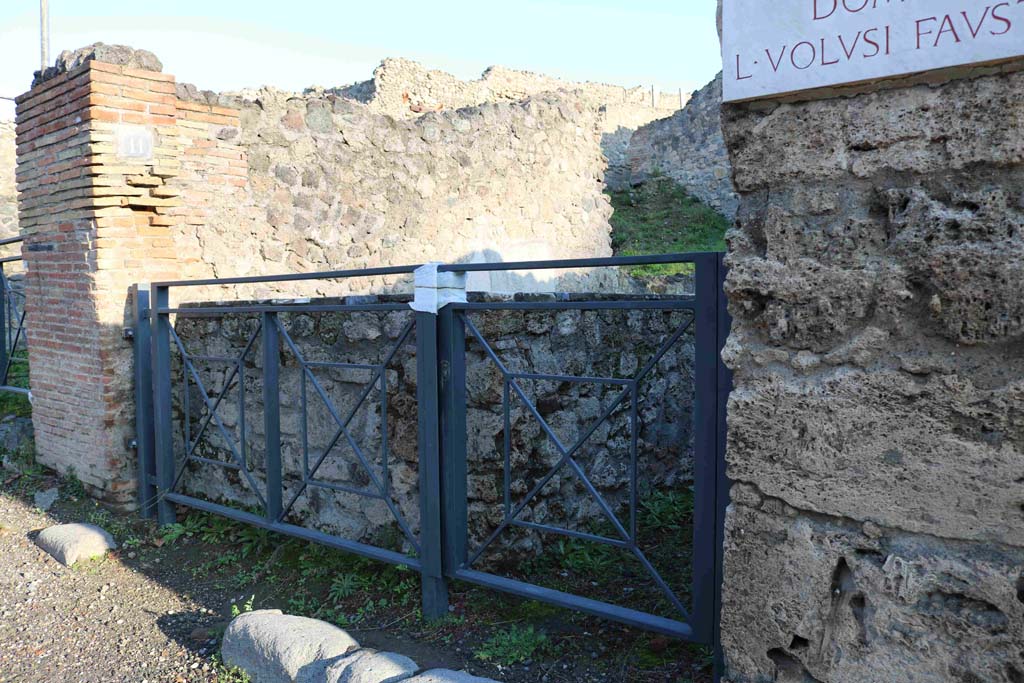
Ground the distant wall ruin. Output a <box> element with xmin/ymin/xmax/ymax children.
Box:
<box><xmin>332</xmin><ymin>57</ymin><xmax>682</xmax><ymax>119</ymax></box>
<box><xmin>324</xmin><ymin>58</ymin><xmax>684</xmax><ymax>195</ymax></box>
<box><xmin>626</xmin><ymin>74</ymin><xmax>738</xmax><ymax>219</ymax></box>
<box><xmin>0</xmin><ymin>122</ymin><xmax>16</xmax><ymax>239</ymax></box>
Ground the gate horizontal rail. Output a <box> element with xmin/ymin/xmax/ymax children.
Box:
<box><xmin>134</xmin><ymin>251</ymin><xmax>731</xmax><ymax>663</ymax></box>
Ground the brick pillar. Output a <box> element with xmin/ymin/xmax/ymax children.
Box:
<box><xmin>13</xmin><ymin>55</ymin><xmax>240</xmax><ymax>505</ymax></box>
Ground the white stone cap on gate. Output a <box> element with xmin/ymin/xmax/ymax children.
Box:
<box><xmin>410</xmin><ymin>262</ymin><xmax>467</xmax><ymax>314</ymax></box>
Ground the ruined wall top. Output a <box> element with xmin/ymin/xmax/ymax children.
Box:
<box><xmin>33</xmin><ymin>42</ymin><xmax>163</xmax><ymax>87</ymax></box>
<box><xmin>327</xmin><ymin>57</ymin><xmax>684</xmax><ymax>119</ymax></box>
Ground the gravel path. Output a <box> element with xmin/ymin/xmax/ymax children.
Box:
<box><xmin>0</xmin><ymin>493</ymin><xmax>224</xmax><ymax>683</ymax></box>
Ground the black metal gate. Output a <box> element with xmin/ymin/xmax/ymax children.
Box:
<box><xmin>0</xmin><ymin>236</ymin><xmax>30</xmax><ymax>398</ymax></box>
<box><xmin>133</xmin><ymin>252</ymin><xmax>730</xmax><ymax>658</ymax></box>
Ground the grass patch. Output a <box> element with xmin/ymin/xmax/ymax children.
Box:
<box><xmin>609</xmin><ymin>176</ymin><xmax>729</xmax><ymax>277</ymax></box>
<box><xmin>2</xmin><ymin>442</ymin><xmax>47</xmax><ymax>494</ymax></box>
<box><xmin>0</xmin><ymin>349</ymin><xmax>31</xmax><ymax>418</ymax></box>
<box><xmin>475</xmin><ymin>624</ymin><xmax>551</xmax><ymax>665</ymax></box>
<box><xmin>515</xmin><ymin>487</ymin><xmax>696</xmax><ymax>620</ymax></box>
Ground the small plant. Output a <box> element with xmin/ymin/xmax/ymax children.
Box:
<box><xmin>3</xmin><ymin>442</ymin><xmax>46</xmax><ymax>494</ymax></box>
<box><xmin>200</xmin><ymin>515</ymin><xmax>237</xmax><ymax>544</ymax></box>
<box><xmin>557</xmin><ymin>535</ymin><xmax>618</xmax><ymax>577</ymax></box>
<box><xmin>640</xmin><ymin>489</ymin><xmax>694</xmax><ymax>534</ymax></box>
<box><xmin>236</xmin><ymin>525</ymin><xmax>273</xmax><ymax>557</ymax></box>
<box><xmin>422</xmin><ymin>613</ymin><xmax>467</xmax><ymax>646</ymax></box>
<box><xmin>381</xmin><ymin>564</ymin><xmax>418</xmax><ymax>606</ymax></box>
<box><xmin>314</xmin><ymin>605</ymin><xmax>351</xmax><ymax>628</ymax></box>
<box><xmin>160</xmin><ymin>512</ymin><xmax>208</xmax><ymax>545</ymax></box>
<box><xmin>475</xmin><ymin>625</ymin><xmax>551</xmax><ymax>665</ymax></box>
<box><xmin>85</xmin><ymin>506</ymin><xmax>134</xmax><ymax>541</ymax></box>
<box><xmin>122</xmin><ymin>537</ymin><xmax>144</xmax><ymax>549</ymax></box>
<box><xmin>211</xmin><ymin>655</ymin><xmax>251</xmax><ymax>683</ymax></box>
<box><xmin>232</xmin><ymin>567</ymin><xmax>261</xmax><ymax>589</ymax></box>
<box><xmin>62</xmin><ymin>467</ymin><xmax>87</xmax><ymax>498</ymax></box>
<box><xmin>160</xmin><ymin>523</ymin><xmax>189</xmax><ymax>545</ymax></box>
<box><xmin>230</xmin><ymin>594</ymin><xmax>256</xmax><ymax>618</ymax></box>
<box><xmin>328</xmin><ymin>573</ymin><xmax>366</xmax><ymax>602</ymax></box>
<box><xmin>287</xmin><ymin>593</ymin><xmax>317</xmax><ymax>615</ymax></box>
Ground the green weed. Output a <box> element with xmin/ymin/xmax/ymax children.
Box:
<box><xmin>85</xmin><ymin>506</ymin><xmax>135</xmax><ymax>542</ymax></box>
<box><xmin>230</xmin><ymin>594</ymin><xmax>255</xmax><ymax>618</ymax></box>
<box><xmin>641</xmin><ymin>489</ymin><xmax>694</xmax><ymax>534</ymax></box>
<box><xmin>609</xmin><ymin>177</ymin><xmax>729</xmax><ymax>277</ymax></box>
<box><xmin>210</xmin><ymin>655</ymin><xmax>251</xmax><ymax>683</ymax></box>
<box><xmin>475</xmin><ymin>625</ymin><xmax>551</xmax><ymax>665</ymax></box>
<box><xmin>329</xmin><ymin>573</ymin><xmax>367</xmax><ymax>602</ymax></box>
<box><xmin>0</xmin><ymin>350</ymin><xmax>31</xmax><ymax>418</ymax></box>
<box><xmin>62</xmin><ymin>467</ymin><xmax>88</xmax><ymax>498</ymax></box>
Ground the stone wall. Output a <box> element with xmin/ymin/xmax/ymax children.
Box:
<box><xmin>172</xmin><ymin>296</ymin><xmax>695</xmax><ymax>573</ymax></box>
<box><xmin>719</xmin><ymin>55</ymin><xmax>1024</xmax><ymax>682</ymax></box>
<box><xmin>626</xmin><ymin>74</ymin><xmax>738</xmax><ymax>219</ymax></box>
<box><xmin>0</xmin><ymin>121</ymin><xmax>16</xmax><ymax>239</ymax></box>
<box><xmin>330</xmin><ymin>58</ymin><xmax>683</xmax><ymax>195</ymax></box>
<box><xmin>167</xmin><ymin>85</ymin><xmax>615</xmax><ymax>296</ymax></box>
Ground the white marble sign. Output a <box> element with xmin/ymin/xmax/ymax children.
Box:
<box><xmin>722</xmin><ymin>0</ymin><xmax>1024</xmax><ymax>102</ymax></box>
<box><xmin>115</xmin><ymin>125</ymin><xmax>154</xmax><ymax>160</ymax></box>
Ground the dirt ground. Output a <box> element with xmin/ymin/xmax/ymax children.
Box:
<box><xmin>0</xmin><ymin>491</ymin><xmax>222</xmax><ymax>682</ymax></box>
<box><xmin>0</xmin><ymin>464</ymin><xmax>710</xmax><ymax>683</ymax></box>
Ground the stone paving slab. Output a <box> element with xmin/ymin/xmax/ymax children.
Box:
<box><xmin>222</xmin><ymin>610</ymin><xmax>360</xmax><ymax>683</ymax></box>
<box><xmin>222</xmin><ymin>609</ymin><xmax>499</xmax><ymax>683</ymax></box>
<box><xmin>327</xmin><ymin>648</ymin><xmax>418</xmax><ymax>683</ymax></box>
<box><xmin>34</xmin><ymin>523</ymin><xmax>116</xmax><ymax>567</ymax></box>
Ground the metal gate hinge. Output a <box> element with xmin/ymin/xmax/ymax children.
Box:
<box><xmin>123</xmin><ymin>328</ymin><xmax>134</xmax><ymax>341</ymax></box>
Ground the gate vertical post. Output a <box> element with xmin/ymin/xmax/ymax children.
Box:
<box><xmin>438</xmin><ymin>305</ymin><xmax>467</xmax><ymax>579</ymax></box>
<box><xmin>150</xmin><ymin>284</ymin><xmax>176</xmax><ymax>525</ymax></box>
<box><xmin>133</xmin><ymin>284</ymin><xmax>157</xmax><ymax>519</ymax></box>
<box><xmin>713</xmin><ymin>253</ymin><xmax>733</xmax><ymax>683</ymax></box>
<box><xmin>0</xmin><ymin>264</ymin><xmax>8</xmax><ymax>385</ymax></box>
<box><xmin>416</xmin><ymin>309</ymin><xmax>448</xmax><ymax>619</ymax></box>
<box><xmin>691</xmin><ymin>252</ymin><xmax>719</xmax><ymax>644</ymax></box>
<box><xmin>263</xmin><ymin>312</ymin><xmax>282</xmax><ymax>522</ymax></box>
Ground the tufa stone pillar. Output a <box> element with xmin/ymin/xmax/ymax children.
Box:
<box><xmin>717</xmin><ymin>42</ymin><xmax>1024</xmax><ymax>683</ymax></box>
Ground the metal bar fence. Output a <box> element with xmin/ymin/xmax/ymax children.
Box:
<box><xmin>134</xmin><ymin>252</ymin><xmax>731</xmax><ymax>667</ymax></box>
<box><xmin>0</xmin><ymin>236</ymin><xmax>29</xmax><ymax>398</ymax></box>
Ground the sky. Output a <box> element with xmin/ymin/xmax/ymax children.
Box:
<box><xmin>0</xmin><ymin>1</ymin><xmax>722</xmax><ymax>120</ymax></box>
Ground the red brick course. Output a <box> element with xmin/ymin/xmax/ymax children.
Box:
<box><xmin>15</xmin><ymin>61</ymin><xmax>246</xmax><ymax>506</ymax></box>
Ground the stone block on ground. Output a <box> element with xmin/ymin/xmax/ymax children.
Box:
<box><xmin>326</xmin><ymin>649</ymin><xmax>418</xmax><ymax>683</ymax></box>
<box><xmin>33</xmin><ymin>487</ymin><xmax>58</xmax><ymax>511</ymax></box>
<box><xmin>402</xmin><ymin>670</ymin><xmax>498</xmax><ymax>683</ymax></box>
<box><xmin>221</xmin><ymin>610</ymin><xmax>360</xmax><ymax>683</ymax></box>
<box><xmin>34</xmin><ymin>523</ymin><xmax>116</xmax><ymax>566</ymax></box>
